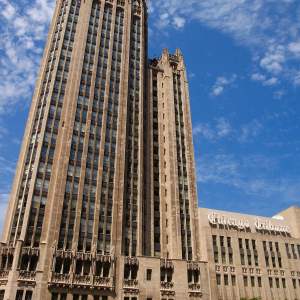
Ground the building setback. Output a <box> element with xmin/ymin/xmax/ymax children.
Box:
<box><xmin>0</xmin><ymin>0</ymin><xmax>299</xmax><ymax>299</ymax></box>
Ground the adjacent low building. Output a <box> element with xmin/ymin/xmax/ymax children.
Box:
<box><xmin>199</xmin><ymin>206</ymin><xmax>300</xmax><ymax>300</ymax></box>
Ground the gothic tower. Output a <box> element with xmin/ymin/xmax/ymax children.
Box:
<box><xmin>1</xmin><ymin>0</ymin><xmax>148</xmax><ymax>299</ymax></box>
<box><xmin>0</xmin><ymin>0</ymin><xmax>205</xmax><ymax>299</ymax></box>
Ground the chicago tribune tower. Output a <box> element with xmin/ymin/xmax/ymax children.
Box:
<box><xmin>0</xmin><ymin>0</ymin><xmax>204</xmax><ymax>299</ymax></box>
<box><xmin>2</xmin><ymin>1</ymin><xmax>300</xmax><ymax>300</ymax></box>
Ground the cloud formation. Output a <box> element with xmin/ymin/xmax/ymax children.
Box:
<box><xmin>211</xmin><ymin>75</ymin><xmax>237</xmax><ymax>96</ymax></box>
<box><xmin>193</xmin><ymin>118</ymin><xmax>263</xmax><ymax>143</ymax></box>
<box><xmin>0</xmin><ymin>0</ymin><xmax>54</xmax><ymax>114</ymax></box>
<box><xmin>197</xmin><ymin>153</ymin><xmax>300</xmax><ymax>203</ymax></box>
<box><xmin>150</xmin><ymin>0</ymin><xmax>300</xmax><ymax>87</ymax></box>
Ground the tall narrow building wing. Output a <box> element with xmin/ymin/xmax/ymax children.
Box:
<box><xmin>147</xmin><ymin>49</ymin><xmax>200</xmax><ymax>261</ymax></box>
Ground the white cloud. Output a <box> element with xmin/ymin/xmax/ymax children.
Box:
<box><xmin>193</xmin><ymin>118</ymin><xmax>232</xmax><ymax>141</ymax></box>
<box><xmin>294</xmin><ymin>72</ymin><xmax>300</xmax><ymax>86</ymax></box>
<box><xmin>193</xmin><ymin>118</ymin><xmax>263</xmax><ymax>143</ymax></box>
<box><xmin>259</xmin><ymin>45</ymin><xmax>285</xmax><ymax>74</ymax></box>
<box><xmin>251</xmin><ymin>73</ymin><xmax>279</xmax><ymax>86</ymax></box>
<box><xmin>211</xmin><ymin>74</ymin><xmax>237</xmax><ymax>96</ymax></box>
<box><xmin>1</xmin><ymin>1</ymin><xmax>15</xmax><ymax>20</ymax></box>
<box><xmin>173</xmin><ymin>16</ymin><xmax>185</xmax><ymax>29</ymax></box>
<box><xmin>251</xmin><ymin>73</ymin><xmax>266</xmax><ymax>81</ymax></box>
<box><xmin>198</xmin><ymin>118</ymin><xmax>230</xmax><ymax>139</ymax></box>
<box><xmin>216</xmin><ymin>118</ymin><xmax>232</xmax><ymax>138</ymax></box>
<box><xmin>150</xmin><ymin>0</ymin><xmax>300</xmax><ymax>87</ymax></box>
<box><xmin>197</xmin><ymin>153</ymin><xmax>300</xmax><ymax>202</ymax></box>
<box><xmin>263</xmin><ymin>77</ymin><xmax>278</xmax><ymax>86</ymax></box>
<box><xmin>0</xmin><ymin>0</ymin><xmax>54</xmax><ymax>114</ymax></box>
<box><xmin>239</xmin><ymin>119</ymin><xmax>263</xmax><ymax>143</ymax></box>
<box><xmin>288</xmin><ymin>42</ymin><xmax>300</xmax><ymax>56</ymax></box>
<box><xmin>193</xmin><ymin>124</ymin><xmax>215</xmax><ymax>140</ymax></box>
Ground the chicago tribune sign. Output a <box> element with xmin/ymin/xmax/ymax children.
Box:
<box><xmin>208</xmin><ymin>212</ymin><xmax>290</xmax><ymax>234</ymax></box>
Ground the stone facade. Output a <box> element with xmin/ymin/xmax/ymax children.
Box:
<box><xmin>0</xmin><ymin>0</ymin><xmax>203</xmax><ymax>299</ymax></box>
<box><xmin>0</xmin><ymin>0</ymin><xmax>299</xmax><ymax>299</ymax></box>
<box><xmin>199</xmin><ymin>206</ymin><xmax>300</xmax><ymax>300</ymax></box>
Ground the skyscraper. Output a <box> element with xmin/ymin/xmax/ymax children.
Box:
<box><xmin>145</xmin><ymin>50</ymin><xmax>200</xmax><ymax>261</ymax></box>
<box><xmin>0</xmin><ymin>0</ymin><xmax>205</xmax><ymax>299</ymax></box>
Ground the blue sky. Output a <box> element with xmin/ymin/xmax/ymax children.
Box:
<box><xmin>0</xmin><ymin>0</ymin><xmax>300</xmax><ymax>231</ymax></box>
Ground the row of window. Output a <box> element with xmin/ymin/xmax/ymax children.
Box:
<box><xmin>10</xmin><ymin>0</ymin><xmax>80</xmax><ymax>250</ymax></box>
<box><xmin>122</xmin><ymin>15</ymin><xmax>142</xmax><ymax>257</ymax></box>
<box><xmin>173</xmin><ymin>73</ymin><xmax>192</xmax><ymax>260</ymax></box>
<box><xmin>216</xmin><ymin>273</ymin><xmax>296</xmax><ymax>289</ymax></box>
<box><xmin>58</xmin><ymin>3</ymin><xmax>106</xmax><ymax>251</ymax></box>
<box><xmin>213</xmin><ymin>235</ymin><xmax>300</xmax><ymax>269</ymax></box>
<box><xmin>9</xmin><ymin>0</ymin><xmax>69</xmax><ymax>244</ymax></box>
<box><xmin>152</xmin><ymin>75</ymin><xmax>161</xmax><ymax>255</ymax></box>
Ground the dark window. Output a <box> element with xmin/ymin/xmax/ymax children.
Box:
<box><xmin>276</xmin><ymin>278</ymin><xmax>280</xmax><ymax>288</ymax></box>
<box><xmin>224</xmin><ymin>274</ymin><xmax>228</xmax><ymax>286</ymax></box>
<box><xmin>292</xmin><ymin>279</ymin><xmax>296</xmax><ymax>289</ymax></box>
<box><xmin>251</xmin><ymin>276</ymin><xmax>255</xmax><ymax>287</ymax></box>
<box><xmin>16</xmin><ymin>290</ymin><xmax>24</xmax><ymax>300</ymax></box>
<box><xmin>51</xmin><ymin>293</ymin><xmax>58</xmax><ymax>300</ymax></box>
<box><xmin>269</xmin><ymin>277</ymin><xmax>273</xmax><ymax>288</ymax></box>
<box><xmin>25</xmin><ymin>291</ymin><xmax>33</xmax><ymax>300</ymax></box>
<box><xmin>258</xmin><ymin>277</ymin><xmax>262</xmax><ymax>287</ymax></box>
<box><xmin>243</xmin><ymin>276</ymin><xmax>248</xmax><ymax>287</ymax></box>
<box><xmin>146</xmin><ymin>269</ymin><xmax>152</xmax><ymax>281</ymax></box>
<box><xmin>280</xmin><ymin>278</ymin><xmax>285</xmax><ymax>288</ymax></box>
<box><xmin>216</xmin><ymin>274</ymin><xmax>221</xmax><ymax>285</ymax></box>
<box><xmin>231</xmin><ymin>275</ymin><xmax>236</xmax><ymax>286</ymax></box>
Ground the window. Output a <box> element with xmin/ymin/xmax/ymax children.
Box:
<box><xmin>224</xmin><ymin>274</ymin><xmax>228</xmax><ymax>285</ymax></box>
<box><xmin>258</xmin><ymin>277</ymin><xmax>262</xmax><ymax>287</ymax></box>
<box><xmin>231</xmin><ymin>275</ymin><xmax>236</xmax><ymax>286</ymax></box>
<box><xmin>239</xmin><ymin>238</ymin><xmax>243</xmax><ymax>248</ymax></box>
<box><xmin>146</xmin><ymin>269</ymin><xmax>152</xmax><ymax>281</ymax></box>
<box><xmin>278</xmin><ymin>257</ymin><xmax>282</xmax><ymax>268</ymax></box>
<box><xmin>275</xmin><ymin>278</ymin><xmax>280</xmax><ymax>288</ymax></box>
<box><xmin>16</xmin><ymin>290</ymin><xmax>24</xmax><ymax>300</ymax></box>
<box><xmin>25</xmin><ymin>291</ymin><xmax>33</xmax><ymax>300</ymax></box>
<box><xmin>265</xmin><ymin>256</ymin><xmax>269</xmax><ymax>267</ymax></box>
<box><xmin>51</xmin><ymin>293</ymin><xmax>58</xmax><ymax>300</ymax></box>
<box><xmin>216</xmin><ymin>274</ymin><xmax>221</xmax><ymax>285</ymax></box>
<box><xmin>251</xmin><ymin>276</ymin><xmax>255</xmax><ymax>287</ymax></box>
<box><xmin>0</xmin><ymin>291</ymin><xmax>4</xmax><ymax>300</ymax></box>
<box><xmin>227</xmin><ymin>237</ymin><xmax>231</xmax><ymax>248</ymax></box>
<box><xmin>243</xmin><ymin>276</ymin><xmax>248</xmax><ymax>287</ymax></box>
<box><xmin>220</xmin><ymin>236</ymin><xmax>224</xmax><ymax>247</ymax></box>
<box><xmin>61</xmin><ymin>294</ymin><xmax>67</xmax><ymax>300</ymax></box>
<box><xmin>269</xmin><ymin>277</ymin><xmax>273</xmax><ymax>288</ymax></box>
<box><xmin>254</xmin><ymin>255</ymin><xmax>258</xmax><ymax>267</ymax></box>
<box><xmin>282</xmin><ymin>278</ymin><xmax>286</xmax><ymax>288</ymax></box>
<box><xmin>240</xmin><ymin>254</ymin><xmax>245</xmax><ymax>265</ymax></box>
<box><xmin>292</xmin><ymin>278</ymin><xmax>296</xmax><ymax>289</ymax></box>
